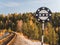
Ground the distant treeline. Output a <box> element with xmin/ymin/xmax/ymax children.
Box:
<box><xmin>0</xmin><ymin>12</ymin><xmax>60</xmax><ymax>45</ymax></box>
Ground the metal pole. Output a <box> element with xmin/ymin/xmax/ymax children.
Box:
<box><xmin>41</xmin><ymin>21</ymin><xmax>44</xmax><ymax>45</ymax></box>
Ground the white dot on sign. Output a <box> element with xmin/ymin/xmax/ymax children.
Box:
<box><xmin>42</xmin><ymin>7</ymin><xmax>45</xmax><ymax>10</ymax></box>
<box><xmin>47</xmin><ymin>18</ymin><xmax>49</xmax><ymax>21</ymax></box>
<box><xmin>49</xmin><ymin>14</ymin><xmax>51</xmax><ymax>16</ymax></box>
<box><xmin>38</xmin><ymin>19</ymin><xmax>40</xmax><ymax>21</ymax></box>
<box><xmin>36</xmin><ymin>14</ymin><xmax>38</xmax><ymax>16</ymax></box>
<box><xmin>47</xmin><ymin>9</ymin><xmax>49</xmax><ymax>11</ymax></box>
<box><xmin>38</xmin><ymin>9</ymin><xmax>40</xmax><ymax>11</ymax></box>
<box><xmin>42</xmin><ymin>21</ymin><xmax>44</xmax><ymax>22</ymax></box>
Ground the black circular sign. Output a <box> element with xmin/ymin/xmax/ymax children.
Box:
<box><xmin>36</xmin><ymin>7</ymin><xmax>52</xmax><ymax>22</ymax></box>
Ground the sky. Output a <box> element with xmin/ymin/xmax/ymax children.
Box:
<box><xmin>0</xmin><ymin>0</ymin><xmax>60</xmax><ymax>15</ymax></box>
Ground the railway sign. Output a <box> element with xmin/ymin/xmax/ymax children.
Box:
<box><xmin>36</xmin><ymin>7</ymin><xmax>52</xmax><ymax>22</ymax></box>
<box><xmin>35</xmin><ymin>7</ymin><xmax>52</xmax><ymax>45</ymax></box>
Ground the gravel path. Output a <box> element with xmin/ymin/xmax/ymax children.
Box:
<box><xmin>13</xmin><ymin>33</ymin><xmax>49</xmax><ymax>45</ymax></box>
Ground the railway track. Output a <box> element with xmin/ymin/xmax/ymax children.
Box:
<box><xmin>0</xmin><ymin>32</ymin><xmax>10</xmax><ymax>40</ymax></box>
<box><xmin>0</xmin><ymin>32</ymin><xmax>17</xmax><ymax>45</ymax></box>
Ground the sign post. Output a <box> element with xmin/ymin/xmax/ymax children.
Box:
<box><xmin>35</xmin><ymin>7</ymin><xmax>52</xmax><ymax>45</ymax></box>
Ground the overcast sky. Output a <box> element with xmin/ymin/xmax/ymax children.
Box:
<box><xmin>0</xmin><ymin>0</ymin><xmax>60</xmax><ymax>14</ymax></box>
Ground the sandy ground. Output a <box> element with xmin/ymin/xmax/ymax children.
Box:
<box><xmin>13</xmin><ymin>33</ymin><xmax>49</xmax><ymax>45</ymax></box>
